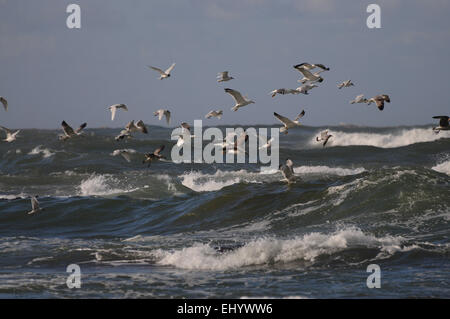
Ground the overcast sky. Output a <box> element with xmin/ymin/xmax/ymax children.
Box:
<box><xmin>0</xmin><ymin>0</ymin><xmax>449</xmax><ymax>129</ymax></box>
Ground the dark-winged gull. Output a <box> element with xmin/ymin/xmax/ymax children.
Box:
<box><xmin>279</xmin><ymin>159</ymin><xmax>295</xmax><ymax>184</ymax></box>
<box><xmin>0</xmin><ymin>96</ymin><xmax>7</xmax><ymax>111</ymax></box>
<box><xmin>432</xmin><ymin>116</ymin><xmax>450</xmax><ymax>133</ymax></box>
<box><xmin>143</xmin><ymin>145</ymin><xmax>166</xmax><ymax>167</ymax></box>
<box><xmin>274</xmin><ymin>110</ymin><xmax>305</xmax><ymax>135</ymax></box>
<box><xmin>316</xmin><ymin>130</ymin><xmax>333</xmax><ymax>147</ymax></box>
<box><xmin>367</xmin><ymin>95</ymin><xmax>391</xmax><ymax>111</ymax></box>
<box><xmin>224</xmin><ymin>88</ymin><xmax>255</xmax><ymax>112</ymax></box>
<box><xmin>59</xmin><ymin>121</ymin><xmax>87</xmax><ymax>141</ymax></box>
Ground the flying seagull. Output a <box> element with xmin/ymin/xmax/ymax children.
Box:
<box><xmin>28</xmin><ymin>197</ymin><xmax>43</xmax><ymax>215</ymax></box>
<box><xmin>148</xmin><ymin>63</ymin><xmax>176</xmax><ymax>80</ymax></box>
<box><xmin>0</xmin><ymin>126</ymin><xmax>20</xmax><ymax>143</ymax></box>
<box><xmin>109</xmin><ymin>104</ymin><xmax>128</xmax><ymax>121</ymax></box>
<box><xmin>111</xmin><ymin>149</ymin><xmax>137</xmax><ymax>162</ymax></box>
<box><xmin>316</xmin><ymin>130</ymin><xmax>333</xmax><ymax>147</ymax></box>
<box><xmin>295</xmin><ymin>63</ymin><xmax>330</xmax><ymax>71</ymax></box>
<box><xmin>205</xmin><ymin>110</ymin><xmax>223</xmax><ymax>119</ymax></box>
<box><xmin>269</xmin><ymin>88</ymin><xmax>300</xmax><ymax>98</ymax></box>
<box><xmin>143</xmin><ymin>145</ymin><xmax>166</xmax><ymax>167</ymax></box>
<box><xmin>274</xmin><ymin>110</ymin><xmax>305</xmax><ymax>134</ymax></box>
<box><xmin>432</xmin><ymin>116</ymin><xmax>450</xmax><ymax>133</ymax></box>
<box><xmin>217</xmin><ymin>71</ymin><xmax>234</xmax><ymax>83</ymax></box>
<box><xmin>338</xmin><ymin>80</ymin><xmax>355</xmax><ymax>89</ymax></box>
<box><xmin>280</xmin><ymin>159</ymin><xmax>295</xmax><ymax>184</ymax></box>
<box><xmin>258</xmin><ymin>136</ymin><xmax>275</xmax><ymax>150</ymax></box>
<box><xmin>367</xmin><ymin>94</ymin><xmax>391</xmax><ymax>111</ymax></box>
<box><xmin>296</xmin><ymin>83</ymin><xmax>318</xmax><ymax>95</ymax></box>
<box><xmin>0</xmin><ymin>97</ymin><xmax>7</xmax><ymax>111</ymax></box>
<box><xmin>154</xmin><ymin>109</ymin><xmax>171</xmax><ymax>125</ymax></box>
<box><xmin>294</xmin><ymin>64</ymin><xmax>324</xmax><ymax>84</ymax></box>
<box><xmin>59</xmin><ymin>121</ymin><xmax>87</xmax><ymax>141</ymax></box>
<box><xmin>224</xmin><ymin>88</ymin><xmax>255</xmax><ymax>112</ymax></box>
<box><xmin>125</xmin><ymin>120</ymin><xmax>148</xmax><ymax>134</ymax></box>
<box><xmin>223</xmin><ymin>131</ymin><xmax>248</xmax><ymax>154</ymax></box>
<box><xmin>115</xmin><ymin>129</ymin><xmax>133</xmax><ymax>141</ymax></box>
<box><xmin>350</xmin><ymin>94</ymin><xmax>368</xmax><ymax>104</ymax></box>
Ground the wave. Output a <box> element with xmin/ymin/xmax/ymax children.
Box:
<box><xmin>309</xmin><ymin>128</ymin><xmax>450</xmax><ymax>148</ymax></box>
<box><xmin>152</xmin><ymin>227</ymin><xmax>406</xmax><ymax>270</ymax></box>
<box><xmin>432</xmin><ymin>160</ymin><xmax>450</xmax><ymax>176</ymax></box>
<box><xmin>28</xmin><ymin>145</ymin><xmax>55</xmax><ymax>158</ymax></box>
<box><xmin>78</xmin><ymin>174</ymin><xmax>134</xmax><ymax>196</ymax></box>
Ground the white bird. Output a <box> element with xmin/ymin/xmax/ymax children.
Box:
<box><xmin>175</xmin><ymin>135</ymin><xmax>185</xmax><ymax>147</ymax></box>
<box><xmin>205</xmin><ymin>110</ymin><xmax>223</xmax><ymax>119</ymax></box>
<box><xmin>295</xmin><ymin>63</ymin><xmax>330</xmax><ymax>71</ymax></box>
<box><xmin>0</xmin><ymin>96</ymin><xmax>8</xmax><ymax>111</ymax></box>
<box><xmin>367</xmin><ymin>94</ymin><xmax>391</xmax><ymax>111</ymax></box>
<box><xmin>432</xmin><ymin>116</ymin><xmax>450</xmax><ymax>133</ymax></box>
<box><xmin>338</xmin><ymin>80</ymin><xmax>354</xmax><ymax>89</ymax></box>
<box><xmin>217</xmin><ymin>71</ymin><xmax>234</xmax><ymax>83</ymax></box>
<box><xmin>125</xmin><ymin>120</ymin><xmax>148</xmax><ymax>134</ymax></box>
<box><xmin>259</xmin><ymin>137</ymin><xmax>274</xmax><ymax>150</ymax></box>
<box><xmin>59</xmin><ymin>121</ymin><xmax>87</xmax><ymax>141</ymax></box>
<box><xmin>154</xmin><ymin>109</ymin><xmax>171</xmax><ymax>125</ymax></box>
<box><xmin>0</xmin><ymin>126</ymin><xmax>20</xmax><ymax>143</ymax></box>
<box><xmin>225</xmin><ymin>88</ymin><xmax>255</xmax><ymax>112</ymax></box>
<box><xmin>28</xmin><ymin>197</ymin><xmax>43</xmax><ymax>215</ymax></box>
<box><xmin>280</xmin><ymin>159</ymin><xmax>295</xmax><ymax>184</ymax></box>
<box><xmin>148</xmin><ymin>63</ymin><xmax>176</xmax><ymax>80</ymax></box>
<box><xmin>350</xmin><ymin>94</ymin><xmax>368</xmax><ymax>104</ymax></box>
<box><xmin>109</xmin><ymin>104</ymin><xmax>128</xmax><ymax>121</ymax></box>
<box><xmin>111</xmin><ymin>149</ymin><xmax>137</xmax><ymax>162</ymax></box>
<box><xmin>269</xmin><ymin>88</ymin><xmax>300</xmax><ymax>98</ymax></box>
<box><xmin>316</xmin><ymin>130</ymin><xmax>333</xmax><ymax>147</ymax></box>
<box><xmin>223</xmin><ymin>131</ymin><xmax>248</xmax><ymax>154</ymax></box>
<box><xmin>115</xmin><ymin>129</ymin><xmax>133</xmax><ymax>141</ymax></box>
<box><xmin>294</xmin><ymin>64</ymin><xmax>325</xmax><ymax>84</ymax></box>
<box><xmin>274</xmin><ymin>110</ymin><xmax>305</xmax><ymax>134</ymax></box>
<box><xmin>296</xmin><ymin>83</ymin><xmax>318</xmax><ymax>95</ymax></box>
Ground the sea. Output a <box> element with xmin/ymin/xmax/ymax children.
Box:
<box><xmin>0</xmin><ymin>124</ymin><xmax>449</xmax><ymax>298</ymax></box>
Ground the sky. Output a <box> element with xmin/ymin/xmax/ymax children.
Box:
<box><xmin>0</xmin><ymin>0</ymin><xmax>449</xmax><ymax>129</ymax></box>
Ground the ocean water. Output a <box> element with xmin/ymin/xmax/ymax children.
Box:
<box><xmin>0</xmin><ymin>125</ymin><xmax>449</xmax><ymax>299</ymax></box>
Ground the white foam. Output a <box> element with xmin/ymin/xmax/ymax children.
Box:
<box><xmin>310</xmin><ymin>128</ymin><xmax>450</xmax><ymax>148</ymax></box>
<box><xmin>78</xmin><ymin>174</ymin><xmax>130</xmax><ymax>196</ymax></box>
<box><xmin>180</xmin><ymin>171</ymin><xmax>242</xmax><ymax>192</ymax></box>
<box><xmin>28</xmin><ymin>145</ymin><xmax>55</xmax><ymax>158</ymax></box>
<box><xmin>432</xmin><ymin>160</ymin><xmax>450</xmax><ymax>176</ymax></box>
<box><xmin>294</xmin><ymin>166</ymin><xmax>365</xmax><ymax>176</ymax></box>
<box><xmin>153</xmin><ymin>227</ymin><xmax>404</xmax><ymax>271</ymax></box>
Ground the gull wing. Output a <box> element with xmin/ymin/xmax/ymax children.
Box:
<box><xmin>165</xmin><ymin>111</ymin><xmax>171</xmax><ymax>125</ymax></box>
<box><xmin>121</xmin><ymin>151</ymin><xmax>132</xmax><ymax>163</ymax></box>
<box><xmin>61</xmin><ymin>121</ymin><xmax>75</xmax><ymax>136</ymax></box>
<box><xmin>165</xmin><ymin>63</ymin><xmax>176</xmax><ymax>75</ymax></box>
<box><xmin>295</xmin><ymin>110</ymin><xmax>306</xmax><ymax>121</ymax></box>
<box><xmin>149</xmin><ymin>66</ymin><xmax>166</xmax><ymax>75</ymax></box>
<box><xmin>75</xmin><ymin>123</ymin><xmax>87</xmax><ymax>134</ymax></box>
<box><xmin>31</xmin><ymin>197</ymin><xmax>40</xmax><ymax>211</ymax></box>
<box><xmin>136</xmin><ymin>120</ymin><xmax>148</xmax><ymax>134</ymax></box>
<box><xmin>433</xmin><ymin>116</ymin><xmax>449</xmax><ymax>127</ymax></box>
<box><xmin>125</xmin><ymin>120</ymin><xmax>135</xmax><ymax>131</ymax></box>
<box><xmin>0</xmin><ymin>126</ymin><xmax>11</xmax><ymax>134</ymax></box>
<box><xmin>274</xmin><ymin>112</ymin><xmax>295</xmax><ymax>127</ymax></box>
<box><xmin>110</xmin><ymin>106</ymin><xmax>117</xmax><ymax>121</ymax></box>
<box><xmin>225</xmin><ymin>88</ymin><xmax>246</xmax><ymax>104</ymax></box>
<box><xmin>294</xmin><ymin>66</ymin><xmax>316</xmax><ymax>80</ymax></box>
<box><xmin>314</xmin><ymin>63</ymin><xmax>330</xmax><ymax>71</ymax></box>
<box><xmin>153</xmin><ymin>145</ymin><xmax>165</xmax><ymax>156</ymax></box>
<box><xmin>0</xmin><ymin>97</ymin><xmax>7</xmax><ymax>111</ymax></box>
<box><xmin>181</xmin><ymin>122</ymin><xmax>191</xmax><ymax>133</ymax></box>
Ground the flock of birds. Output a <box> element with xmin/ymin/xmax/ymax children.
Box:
<box><xmin>0</xmin><ymin>61</ymin><xmax>449</xmax><ymax>213</ymax></box>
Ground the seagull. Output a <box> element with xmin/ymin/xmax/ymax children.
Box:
<box><xmin>109</xmin><ymin>104</ymin><xmax>128</xmax><ymax>121</ymax></box>
<box><xmin>126</xmin><ymin>120</ymin><xmax>148</xmax><ymax>134</ymax></box>
<box><xmin>269</xmin><ymin>88</ymin><xmax>300</xmax><ymax>98</ymax></box>
<box><xmin>115</xmin><ymin>129</ymin><xmax>133</xmax><ymax>141</ymax></box>
<box><xmin>175</xmin><ymin>135</ymin><xmax>185</xmax><ymax>147</ymax></box>
<box><xmin>143</xmin><ymin>145</ymin><xmax>166</xmax><ymax>167</ymax></box>
<box><xmin>259</xmin><ymin>137</ymin><xmax>274</xmax><ymax>150</ymax></box>
<box><xmin>294</xmin><ymin>64</ymin><xmax>324</xmax><ymax>84</ymax></box>
<box><xmin>224</xmin><ymin>88</ymin><xmax>255</xmax><ymax>112</ymax></box>
<box><xmin>296</xmin><ymin>83</ymin><xmax>318</xmax><ymax>95</ymax></box>
<box><xmin>154</xmin><ymin>109</ymin><xmax>171</xmax><ymax>125</ymax></box>
<box><xmin>205</xmin><ymin>110</ymin><xmax>223</xmax><ymax>119</ymax></box>
<box><xmin>217</xmin><ymin>71</ymin><xmax>234</xmax><ymax>83</ymax></box>
<box><xmin>338</xmin><ymin>80</ymin><xmax>355</xmax><ymax>89</ymax></box>
<box><xmin>111</xmin><ymin>149</ymin><xmax>136</xmax><ymax>162</ymax></box>
<box><xmin>59</xmin><ymin>121</ymin><xmax>87</xmax><ymax>141</ymax></box>
<box><xmin>350</xmin><ymin>94</ymin><xmax>368</xmax><ymax>104</ymax></box>
<box><xmin>28</xmin><ymin>197</ymin><xmax>43</xmax><ymax>215</ymax></box>
<box><xmin>148</xmin><ymin>63</ymin><xmax>176</xmax><ymax>80</ymax></box>
<box><xmin>0</xmin><ymin>126</ymin><xmax>20</xmax><ymax>143</ymax></box>
<box><xmin>0</xmin><ymin>96</ymin><xmax>8</xmax><ymax>111</ymax></box>
<box><xmin>295</xmin><ymin>63</ymin><xmax>330</xmax><ymax>71</ymax></box>
<box><xmin>223</xmin><ymin>131</ymin><xmax>248</xmax><ymax>154</ymax></box>
<box><xmin>279</xmin><ymin>159</ymin><xmax>295</xmax><ymax>184</ymax></box>
<box><xmin>274</xmin><ymin>110</ymin><xmax>305</xmax><ymax>134</ymax></box>
<box><xmin>432</xmin><ymin>116</ymin><xmax>450</xmax><ymax>133</ymax></box>
<box><xmin>316</xmin><ymin>130</ymin><xmax>333</xmax><ymax>147</ymax></box>
<box><xmin>367</xmin><ymin>95</ymin><xmax>391</xmax><ymax>111</ymax></box>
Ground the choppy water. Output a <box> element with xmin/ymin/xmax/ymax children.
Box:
<box><xmin>0</xmin><ymin>125</ymin><xmax>449</xmax><ymax>298</ymax></box>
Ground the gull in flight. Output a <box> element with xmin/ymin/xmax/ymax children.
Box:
<box><xmin>279</xmin><ymin>159</ymin><xmax>295</xmax><ymax>184</ymax></box>
<box><xmin>0</xmin><ymin>126</ymin><xmax>20</xmax><ymax>143</ymax></box>
<box><xmin>59</xmin><ymin>121</ymin><xmax>87</xmax><ymax>141</ymax></box>
<box><xmin>111</xmin><ymin>149</ymin><xmax>137</xmax><ymax>162</ymax></box>
<box><xmin>154</xmin><ymin>109</ymin><xmax>171</xmax><ymax>125</ymax></box>
<box><xmin>109</xmin><ymin>104</ymin><xmax>128</xmax><ymax>121</ymax></box>
<box><xmin>0</xmin><ymin>96</ymin><xmax>8</xmax><ymax>111</ymax></box>
<box><xmin>223</xmin><ymin>131</ymin><xmax>248</xmax><ymax>154</ymax></box>
<box><xmin>225</xmin><ymin>88</ymin><xmax>255</xmax><ymax>112</ymax></box>
<box><xmin>143</xmin><ymin>145</ymin><xmax>166</xmax><ymax>167</ymax></box>
<box><xmin>269</xmin><ymin>88</ymin><xmax>300</xmax><ymax>98</ymax></box>
<box><xmin>432</xmin><ymin>116</ymin><xmax>450</xmax><ymax>134</ymax></box>
<box><xmin>350</xmin><ymin>94</ymin><xmax>368</xmax><ymax>104</ymax></box>
<box><xmin>173</xmin><ymin>123</ymin><xmax>195</xmax><ymax>147</ymax></box>
<box><xmin>205</xmin><ymin>110</ymin><xmax>223</xmax><ymax>119</ymax></box>
<box><xmin>295</xmin><ymin>63</ymin><xmax>330</xmax><ymax>71</ymax></box>
<box><xmin>148</xmin><ymin>63</ymin><xmax>176</xmax><ymax>80</ymax></box>
<box><xmin>217</xmin><ymin>71</ymin><xmax>234</xmax><ymax>83</ymax></box>
<box><xmin>296</xmin><ymin>83</ymin><xmax>318</xmax><ymax>95</ymax></box>
<box><xmin>338</xmin><ymin>80</ymin><xmax>355</xmax><ymax>89</ymax></box>
<box><xmin>28</xmin><ymin>197</ymin><xmax>43</xmax><ymax>215</ymax></box>
<box><xmin>126</xmin><ymin>120</ymin><xmax>148</xmax><ymax>134</ymax></box>
<box><xmin>294</xmin><ymin>64</ymin><xmax>325</xmax><ymax>84</ymax></box>
<box><xmin>367</xmin><ymin>94</ymin><xmax>391</xmax><ymax>111</ymax></box>
<box><xmin>316</xmin><ymin>130</ymin><xmax>333</xmax><ymax>147</ymax></box>
<box><xmin>274</xmin><ymin>110</ymin><xmax>305</xmax><ymax>134</ymax></box>
<box><xmin>259</xmin><ymin>136</ymin><xmax>274</xmax><ymax>150</ymax></box>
